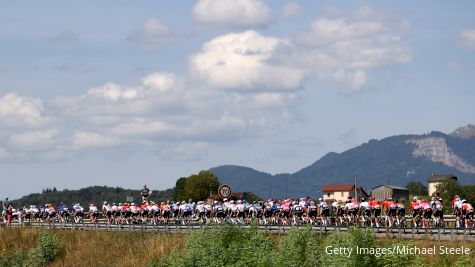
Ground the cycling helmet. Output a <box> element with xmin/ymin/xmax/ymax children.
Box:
<box><xmin>103</xmin><ymin>201</ymin><xmax>108</xmax><ymax>205</ymax></box>
<box><xmin>318</xmin><ymin>198</ymin><xmax>323</xmax><ymax>201</ymax></box>
<box><xmin>361</xmin><ymin>198</ymin><xmax>365</xmax><ymax>201</ymax></box>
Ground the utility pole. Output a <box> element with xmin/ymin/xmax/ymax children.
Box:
<box><xmin>354</xmin><ymin>176</ymin><xmax>357</xmax><ymax>201</ymax></box>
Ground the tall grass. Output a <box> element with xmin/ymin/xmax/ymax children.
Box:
<box><xmin>0</xmin><ymin>227</ymin><xmax>474</xmax><ymax>267</ymax></box>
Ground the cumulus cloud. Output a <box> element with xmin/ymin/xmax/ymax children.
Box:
<box><xmin>126</xmin><ymin>18</ymin><xmax>175</xmax><ymax>48</ymax></box>
<box><xmin>71</xmin><ymin>131</ymin><xmax>122</xmax><ymax>150</ymax></box>
<box><xmin>296</xmin><ymin>14</ymin><xmax>411</xmax><ymax>91</ymax></box>
<box><xmin>9</xmin><ymin>129</ymin><xmax>59</xmax><ymax>150</ymax></box>
<box><xmin>0</xmin><ymin>93</ymin><xmax>48</xmax><ymax>127</ymax></box>
<box><xmin>190</xmin><ymin>30</ymin><xmax>305</xmax><ymax>91</ymax></box>
<box><xmin>459</xmin><ymin>28</ymin><xmax>475</xmax><ymax>50</ymax></box>
<box><xmin>193</xmin><ymin>0</ymin><xmax>272</xmax><ymax>28</ymax></box>
<box><xmin>282</xmin><ymin>1</ymin><xmax>303</xmax><ymax>17</ymax></box>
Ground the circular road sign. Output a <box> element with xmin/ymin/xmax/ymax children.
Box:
<box><xmin>218</xmin><ymin>184</ymin><xmax>232</xmax><ymax>199</ymax></box>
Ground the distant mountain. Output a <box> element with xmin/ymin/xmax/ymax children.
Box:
<box><xmin>10</xmin><ymin>186</ymin><xmax>173</xmax><ymax>208</ymax></box>
<box><xmin>210</xmin><ymin>125</ymin><xmax>475</xmax><ymax>199</ymax></box>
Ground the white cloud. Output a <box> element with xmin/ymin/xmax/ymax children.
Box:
<box><xmin>252</xmin><ymin>92</ymin><xmax>296</xmax><ymax>108</ymax></box>
<box><xmin>296</xmin><ymin>15</ymin><xmax>411</xmax><ymax>91</ymax></box>
<box><xmin>9</xmin><ymin>129</ymin><xmax>59</xmax><ymax>150</ymax></box>
<box><xmin>126</xmin><ymin>18</ymin><xmax>175</xmax><ymax>48</ymax></box>
<box><xmin>72</xmin><ymin>131</ymin><xmax>122</xmax><ymax>149</ymax></box>
<box><xmin>190</xmin><ymin>30</ymin><xmax>305</xmax><ymax>91</ymax></box>
<box><xmin>0</xmin><ymin>93</ymin><xmax>47</xmax><ymax>127</ymax></box>
<box><xmin>108</xmin><ymin>119</ymin><xmax>172</xmax><ymax>136</ymax></box>
<box><xmin>282</xmin><ymin>1</ymin><xmax>303</xmax><ymax>17</ymax></box>
<box><xmin>193</xmin><ymin>0</ymin><xmax>272</xmax><ymax>27</ymax></box>
<box><xmin>459</xmin><ymin>29</ymin><xmax>475</xmax><ymax>50</ymax></box>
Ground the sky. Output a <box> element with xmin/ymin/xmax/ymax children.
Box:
<box><xmin>1</xmin><ymin>0</ymin><xmax>475</xmax><ymax>199</ymax></box>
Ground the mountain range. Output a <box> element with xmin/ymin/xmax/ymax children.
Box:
<box><xmin>210</xmin><ymin>124</ymin><xmax>475</xmax><ymax>199</ymax></box>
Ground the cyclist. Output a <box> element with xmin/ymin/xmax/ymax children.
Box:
<box><xmin>89</xmin><ymin>203</ymin><xmax>99</xmax><ymax>223</ymax></box>
<box><xmin>453</xmin><ymin>196</ymin><xmax>463</xmax><ymax>228</ymax></box>
<box><xmin>102</xmin><ymin>201</ymin><xmax>113</xmax><ymax>224</ymax></box>
<box><xmin>58</xmin><ymin>202</ymin><xmax>69</xmax><ymax>222</ymax></box>
<box><xmin>431</xmin><ymin>197</ymin><xmax>443</xmax><ymax>227</ymax></box>
<box><xmin>462</xmin><ymin>200</ymin><xmax>474</xmax><ymax>228</ymax></box>
<box><xmin>318</xmin><ymin>198</ymin><xmax>330</xmax><ymax>226</ymax></box>
<box><xmin>369</xmin><ymin>196</ymin><xmax>381</xmax><ymax>228</ymax></box>
<box><xmin>395</xmin><ymin>200</ymin><xmax>405</xmax><ymax>227</ymax></box>
<box><xmin>360</xmin><ymin>197</ymin><xmax>371</xmax><ymax>227</ymax></box>
<box><xmin>386</xmin><ymin>198</ymin><xmax>397</xmax><ymax>227</ymax></box>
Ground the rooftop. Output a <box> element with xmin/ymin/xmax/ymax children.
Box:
<box><xmin>428</xmin><ymin>174</ymin><xmax>457</xmax><ymax>182</ymax></box>
<box><xmin>372</xmin><ymin>184</ymin><xmax>408</xmax><ymax>191</ymax></box>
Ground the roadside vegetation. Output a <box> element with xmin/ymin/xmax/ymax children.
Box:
<box><xmin>0</xmin><ymin>226</ymin><xmax>473</xmax><ymax>267</ymax></box>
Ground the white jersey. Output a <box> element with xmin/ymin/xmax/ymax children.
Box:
<box><xmin>455</xmin><ymin>200</ymin><xmax>463</xmax><ymax>209</ymax></box>
<box><xmin>111</xmin><ymin>205</ymin><xmax>118</xmax><ymax>212</ymax></box>
<box><xmin>102</xmin><ymin>204</ymin><xmax>111</xmax><ymax>212</ymax></box>
<box><xmin>89</xmin><ymin>206</ymin><xmax>98</xmax><ymax>213</ymax></box>
<box><xmin>360</xmin><ymin>201</ymin><xmax>370</xmax><ymax>210</ymax></box>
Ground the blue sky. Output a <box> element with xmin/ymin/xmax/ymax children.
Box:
<box><xmin>1</xmin><ymin>1</ymin><xmax>474</xmax><ymax>199</ymax></box>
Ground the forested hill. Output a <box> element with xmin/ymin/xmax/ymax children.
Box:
<box><xmin>10</xmin><ymin>186</ymin><xmax>173</xmax><ymax>208</ymax></box>
<box><xmin>210</xmin><ymin>125</ymin><xmax>475</xmax><ymax>199</ymax></box>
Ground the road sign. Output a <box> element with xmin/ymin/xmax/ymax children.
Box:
<box><xmin>218</xmin><ymin>184</ymin><xmax>232</xmax><ymax>199</ymax></box>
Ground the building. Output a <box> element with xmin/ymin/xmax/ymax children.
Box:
<box><xmin>371</xmin><ymin>185</ymin><xmax>409</xmax><ymax>201</ymax></box>
<box><xmin>428</xmin><ymin>174</ymin><xmax>457</xmax><ymax>196</ymax></box>
<box><xmin>322</xmin><ymin>184</ymin><xmax>368</xmax><ymax>202</ymax></box>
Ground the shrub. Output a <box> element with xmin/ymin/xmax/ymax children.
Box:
<box><xmin>0</xmin><ymin>250</ymin><xmax>27</xmax><ymax>267</ymax></box>
<box><xmin>320</xmin><ymin>227</ymin><xmax>377</xmax><ymax>267</ymax></box>
<box><xmin>30</xmin><ymin>230</ymin><xmax>59</xmax><ymax>266</ymax></box>
<box><xmin>276</xmin><ymin>226</ymin><xmax>321</xmax><ymax>267</ymax></box>
<box><xmin>158</xmin><ymin>224</ymin><xmax>274</xmax><ymax>267</ymax></box>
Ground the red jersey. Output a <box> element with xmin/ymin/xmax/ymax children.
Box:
<box><xmin>369</xmin><ymin>200</ymin><xmax>380</xmax><ymax>209</ymax></box>
<box><xmin>410</xmin><ymin>202</ymin><xmax>419</xmax><ymax>210</ymax></box>
<box><xmin>386</xmin><ymin>201</ymin><xmax>396</xmax><ymax>209</ymax></box>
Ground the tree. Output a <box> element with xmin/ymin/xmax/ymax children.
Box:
<box><xmin>173</xmin><ymin>177</ymin><xmax>187</xmax><ymax>201</ymax></box>
<box><xmin>406</xmin><ymin>181</ymin><xmax>428</xmax><ymax>196</ymax></box>
<box><xmin>183</xmin><ymin>171</ymin><xmax>220</xmax><ymax>201</ymax></box>
<box><xmin>436</xmin><ymin>180</ymin><xmax>463</xmax><ymax>213</ymax></box>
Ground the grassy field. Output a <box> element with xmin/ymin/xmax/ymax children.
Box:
<box><xmin>0</xmin><ymin>228</ymin><xmax>186</xmax><ymax>267</ymax></box>
<box><xmin>0</xmin><ymin>227</ymin><xmax>474</xmax><ymax>266</ymax></box>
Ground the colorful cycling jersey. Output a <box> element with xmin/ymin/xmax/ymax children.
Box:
<box><xmin>463</xmin><ymin>203</ymin><xmax>474</xmax><ymax>212</ymax></box>
<box><xmin>369</xmin><ymin>200</ymin><xmax>380</xmax><ymax>209</ymax></box>
<box><xmin>318</xmin><ymin>201</ymin><xmax>328</xmax><ymax>210</ymax></box>
<box><xmin>410</xmin><ymin>202</ymin><xmax>419</xmax><ymax>210</ymax></box>
<box><xmin>387</xmin><ymin>201</ymin><xmax>396</xmax><ymax>210</ymax></box>
<box><xmin>360</xmin><ymin>201</ymin><xmax>371</xmax><ymax>210</ymax></box>
<box><xmin>420</xmin><ymin>202</ymin><xmax>431</xmax><ymax>210</ymax></box>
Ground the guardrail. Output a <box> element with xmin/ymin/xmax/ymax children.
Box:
<box><xmin>4</xmin><ymin>220</ymin><xmax>475</xmax><ymax>242</ymax></box>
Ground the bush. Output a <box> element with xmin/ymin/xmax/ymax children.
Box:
<box><xmin>379</xmin><ymin>242</ymin><xmax>425</xmax><ymax>267</ymax></box>
<box><xmin>321</xmin><ymin>227</ymin><xmax>377</xmax><ymax>267</ymax></box>
<box><xmin>30</xmin><ymin>230</ymin><xmax>59</xmax><ymax>266</ymax></box>
<box><xmin>0</xmin><ymin>250</ymin><xmax>27</xmax><ymax>267</ymax></box>
<box><xmin>158</xmin><ymin>224</ymin><xmax>274</xmax><ymax>267</ymax></box>
<box><xmin>276</xmin><ymin>227</ymin><xmax>321</xmax><ymax>267</ymax></box>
